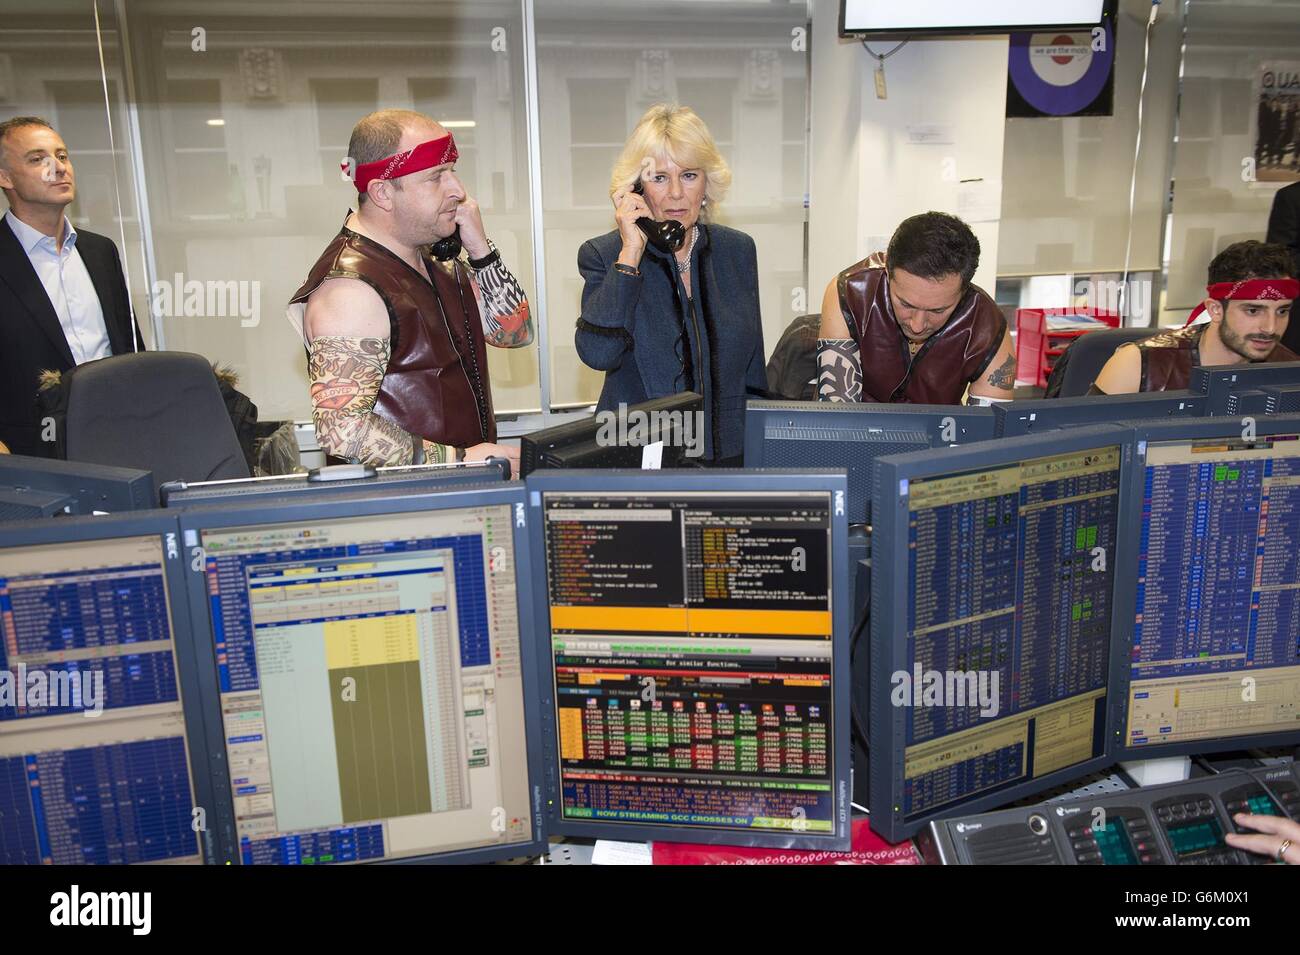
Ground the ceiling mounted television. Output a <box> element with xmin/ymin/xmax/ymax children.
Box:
<box><xmin>840</xmin><ymin>1</ymin><xmax>1106</xmax><ymax>38</ymax></box>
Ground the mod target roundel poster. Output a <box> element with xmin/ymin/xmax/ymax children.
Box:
<box><xmin>1007</xmin><ymin>20</ymin><xmax>1115</xmax><ymax>118</ymax></box>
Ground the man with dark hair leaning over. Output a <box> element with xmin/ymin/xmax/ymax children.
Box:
<box><xmin>817</xmin><ymin>211</ymin><xmax>1016</xmax><ymax>406</ymax></box>
<box><xmin>1092</xmin><ymin>240</ymin><xmax>1297</xmax><ymax>395</ymax></box>
<box><xmin>287</xmin><ymin>108</ymin><xmax>531</xmax><ymax>470</ymax></box>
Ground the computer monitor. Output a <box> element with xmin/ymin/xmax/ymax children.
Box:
<box><xmin>995</xmin><ymin>391</ymin><xmax>1206</xmax><ymax>438</ymax></box>
<box><xmin>519</xmin><ymin>392</ymin><xmax>703</xmax><ymax>477</ymax></box>
<box><xmin>1261</xmin><ymin>384</ymin><xmax>1300</xmax><ymax>414</ymax></box>
<box><xmin>528</xmin><ymin>469</ymin><xmax>852</xmax><ymax>850</ymax></box>
<box><xmin>1112</xmin><ymin>415</ymin><xmax>1300</xmax><ymax>758</ymax></box>
<box><xmin>0</xmin><ymin>454</ymin><xmax>153</xmax><ymax>520</ymax></box>
<box><xmin>160</xmin><ymin>459</ymin><xmax>510</xmax><ymax>508</ymax></box>
<box><xmin>1227</xmin><ymin>383</ymin><xmax>1300</xmax><ymax>417</ymax></box>
<box><xmin>0</xmin><ymin>511</ymin><xmax>216</xmax><ymax>863</ymax></box>
<box><xmin>869</xmin><ymin>424</ymin><xmax>1133</xmax><ymax>841</ymax></box>
<box><xmin>841</xmin><ymin>0</ymin><xmax>1105</xmax><ymax>38</ymax></box>
<box><xmin>1190</xmin><ymin>360</ymin><xmax>1300</xmax><ymax>416</ymax></box>
<box><xmin>177</xmin><ymin>484</ymin><xmax>546</xmax><ymax>864</ymax></box>
<box><xmin>743</xmin><ymin>400</ymin><xmax>996</xmax><ymax>526</ymax></box>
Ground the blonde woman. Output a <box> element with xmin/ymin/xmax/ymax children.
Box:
<box><xmin>575</xmin><ymin>104</ymin><xmax>766</xmax><ymax>465</ymax></box>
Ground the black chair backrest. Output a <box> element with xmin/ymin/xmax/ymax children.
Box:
<box><xmin>766</xmin><ymin>313</ymin><xmax>821</xmax><ymax>400</ymax></box>
<box><xmin>1056</xmin><ymin>327</ymin><xmax>1162</xmax><ymax>397</ymax></box>
<box><xmin>64</xmin><ymin>352</ymin><xmax>251</xmax><ymax>499</ymax></box>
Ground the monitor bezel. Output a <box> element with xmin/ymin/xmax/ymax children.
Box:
<box><xmin>839</xmin><ymin>0</ymin><xmax>1107</xmax><ymax>39</ymax></box>
<box><xmin>175</xmin><ymin>483</ymin><xmax>549</xmax><ymax>866</ymax></box>
<box><xmin>0</xmin><ymin>509</ymin><xmax>220</xmax><ymax>864</ymax></box>
<box><xmin>994</xmin><ymin>390</ymin><xmax>1207</xmax><ymax>438</ymax></box>
<box><xmin>526</xmin><ymin>468</ymin><xmax>853</xmax><ymax>851</ymax></box>
<box><xmin>869</xmin><ymin>424</ymin><xmax>1134</xmax><ymax>842</ymax></box>
<box><xmin>743</xmin><ymin>399</ymin><xmax>998</xmax><ymax>525</ymax></box>
<box><xmin>1111</xmin><ymin>414</ymin><xmax>1300</xmax><ymax>760</ymax></box>
<box><xmin>160</xmin><ymin>458</ymin><xmax>508</xmax><ymax>508</ymax></box>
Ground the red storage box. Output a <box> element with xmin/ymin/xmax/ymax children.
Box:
<box><xmin>1014</xmin><ymin>308</ymin><xmax>1121</xmax><ymax>389</ymax></box>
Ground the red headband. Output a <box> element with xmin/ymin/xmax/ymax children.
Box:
<box><xmin>344</xmin><ymin>133</ymin><xmax>459</xmax><ymax>193</ymax></box>
<box><xmin>1183</xmin><ymin>277</ymin><xmax>1299</xmax><ymax>326</ymax></box>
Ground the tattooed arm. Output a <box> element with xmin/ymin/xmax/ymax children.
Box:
<box><xmin>308</xmin><ymin>336</ymin><xmax>457</xmax><ymax>465</ymax></box>
<box><xmin>817</xmin><ymin>275</ymin><xmax>862</xmax><ymax>402</ymax></box>
<box><xmin>468</xmin><ymin>242</ymin><xmax>534</xmax><ymax>348</ymax></box>
<box><xmin>966</xmin><ymin>327</ymin><xmax>1017</xmax><ymax>402</ymax></box>
<box><xmin>303</xmin><ymin>277</ymin><xmax>456</xmax><ymax>466</ymax></box>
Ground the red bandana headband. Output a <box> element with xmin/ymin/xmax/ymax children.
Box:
<box><xmin>1183</xmin><ymin>276</ymin><xmax>1300</xmax><ymax>326</ymax></box>
<box><xmin>344</xmin><ymin>133</ymin><xmax>459</xmax><ymax>193</ymax></box>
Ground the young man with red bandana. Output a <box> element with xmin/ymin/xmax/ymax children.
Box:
<box><xmin>1092</xmin><ymin>241</ymin><xmax>1297</xmax><ymax>395</ymax></box>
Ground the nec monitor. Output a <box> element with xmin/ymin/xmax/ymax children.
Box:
<box><xmin>1189</xmin><ymin>360</ymin><xmax>1300</xmax><ymax>416</ymax></box>
<box><xmin>177</xmin><ymin>484</ymin><xmax>546</xmax><ymax>864</ymax></box>
<box><xmin>0</xmin><ymin>511</ymin><xmax>217</xmax><ymax>863</ymax></box>
<box><xmin>841</xmin><ymin>0</ymin><xmax>1105</xmax><ymax>37</ymax></box>
<box><xmin>743</xmin><ymin>400</ymin><xmax>996</xmax><ymax>526</ymax></box>
<box><xmin>160</xmin><ymin>459</ymin><xmax>509</xmax><ymax>508</ymax></box>
<box><xmin>0</xmin><ymin>454</ymin><xmax>153</xmax><ymax>518</ymax></box>
<box><xmin>1112</xmin><ymin>415</ymin><xmax>1300</xmax><ymax>759</ymax></box>
<box><xmin>996</xmin><ymin>391</ymin><xmax>1206</xmax><ymax>438</ymax></box>
<box><xmin>519</xmin><ymin>392</ymin><xmax>703</xmax><ymax>477</ymax></box>
<box><xmin>869</xmin><ymin>424</ymin><xmax>1133</xmax><ymax>842</ymax></box>
<box><xmin>528</xmin><ymin>469</ymin><xmax>852</xmax><ymax>850</ymax></box>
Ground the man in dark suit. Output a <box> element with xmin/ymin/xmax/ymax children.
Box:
<box><xmin>1269</xmin><ymin>181</ymin><xmax>1300</xmax><ymax>353</ymax></box>
<box><xmin>0</xmin><ymin>115</ymin><xmax>143</xmax><ymax>456</ymax></box>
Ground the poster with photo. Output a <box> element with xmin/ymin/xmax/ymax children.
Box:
<box><xmin>1255</xmin><ymin>62</ymin><xmax>1300</xmax><ymax>183</ymax></box>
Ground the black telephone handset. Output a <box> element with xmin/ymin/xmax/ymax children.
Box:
<box><xmin>430</xmin><ymin>226</ymin><xmax>462</xmax><ymax>262</ymax></box>
<box><xmin>631</xmin><ymin>180</ymin><xmax>686</xmax><ymax>254</ymax></box>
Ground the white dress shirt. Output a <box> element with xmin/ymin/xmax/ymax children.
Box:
<box><xmin>5</xmin><ymin>209</ymin><xmax>111</xmax><ymax>364</ymax></box>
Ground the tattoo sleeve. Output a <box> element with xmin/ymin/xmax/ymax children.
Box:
<box><xmin>471</xmin><ymin>250</ymin><xmax>533</xmax><ymax>348</ymax></box>
<box><xmin>985</xmin><ymin>352</ymin><xmax>1016</xmax><ymax>391</ymax></box>
<box><xmin>817</xmin><ymin>338</ymin><xmax>863</xmax><ymax>402</ymax></box>
<box><xmin>307</xmin><ymin>335</ymin><xmax>455</xmax><ymax>466</ymax></box>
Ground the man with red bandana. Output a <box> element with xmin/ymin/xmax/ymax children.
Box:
<box><xmin>287</xmin><ymin>109</ymin><xmax>532</xmax><ymax>469</ymax></box>
<box><xmin>1092</xmin><ymin>241</ymin><xmax>1297</xmax><ymax>394</ymax></box>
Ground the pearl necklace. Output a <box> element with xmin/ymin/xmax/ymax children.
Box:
<box><xmin>675</xmin><ymin>226</ymin><xmax>699</xmax><ymax>273</ymax></box>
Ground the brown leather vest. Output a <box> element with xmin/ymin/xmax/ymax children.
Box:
<box><xmin>1138</xmin><ymin>324</ymin><xmax>1300</xmax><ymax>392</ymax></box>
<box><xmin>290</xmin><ymin>224</ymin><xmax>495</xmax><ymax>447</ymax></box>
<box><xmin>837</xmin><ymin>258</ymin><xmax>1006</xmax><ymax>404</ymax></box>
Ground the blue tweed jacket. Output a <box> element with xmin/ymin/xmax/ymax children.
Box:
<box><xmin>575</xmin><ymin>223</ymin><xmax>767</xmax><ymax>461</ymax></box>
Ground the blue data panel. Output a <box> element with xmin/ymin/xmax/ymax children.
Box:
<box><xmin>901</xmin><ymin>447</ymin><xmax>1120</xmax><ymax>821</ymax></box>
<box><xmin>0</xmin><ymin>532</ymin><xmax>203</xmax><ymax>865</ymax></box>
<box><xmin>1125</xmin><ymin>433</ymin><xmax>1300</xmax><ymax>750</ymax></box>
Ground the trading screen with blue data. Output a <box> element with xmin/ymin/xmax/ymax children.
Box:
<box><xmin>541</xmin><ymin>490</ymin><xmax>838</xmax><ymax>840</ymax></box>
<box><xmin>0</xmin><ymin>535</ymin><xmax>202</xmax><ymax>864</ymax></box>
<box><xmin>197</xmin><ymin>505</ymin><xmax>534</xmax><ymax>864</ymax></box>
<box><xmin>1124</xmin><ymin>432</ymin><xmax>1300</xmax><ymax>751</ymax></box>
<box><xmin>899</xmin><ymin>446</ymin><xmax>1121</xmax><ymax>822</ymax></box>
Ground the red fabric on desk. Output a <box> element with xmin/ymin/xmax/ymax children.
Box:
<box><xmin>651</xmin><ymin>817</ymin><xmax>919</xmax><ymax>865</ymax></box>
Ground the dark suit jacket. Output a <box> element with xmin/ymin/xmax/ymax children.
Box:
<box><xmin>1269</xmin><ymin>182</ymin><xmax>1300</xmax><ymax>354</ymax></box>
<box><xmin>0</xmin><ymin>216</ymin><xmax>144</xmax><ymax>456</ymax></box>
